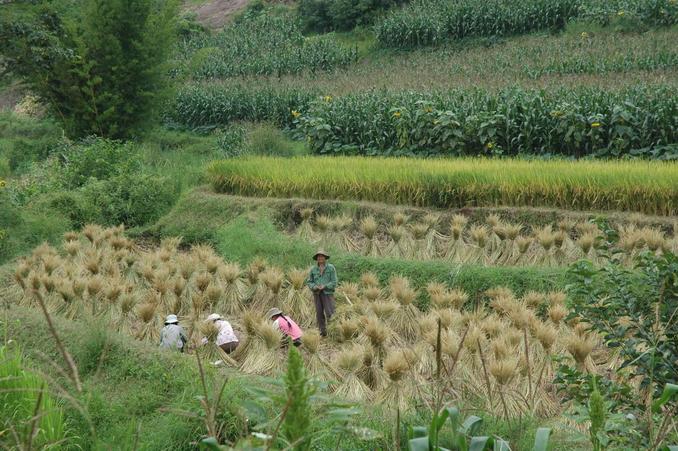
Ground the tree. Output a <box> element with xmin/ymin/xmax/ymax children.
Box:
<box><xmin>0</xmin><ymin>0</ymin><xmax>178</xmax><ymax>138</ymax></box>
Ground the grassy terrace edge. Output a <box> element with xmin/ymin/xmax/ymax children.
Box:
<box><xmin>139</xmin><ymin>189</ymin><xmax>568</xmax><ymax>304</ymax></box>
<box><xmin>207</xmin><ymin>156</ymin><xmax>678</xmax><ymax>215</ymax></box>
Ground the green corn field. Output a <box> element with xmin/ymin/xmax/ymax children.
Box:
<box><xmin>169</xmin><ymin>84</ymin><xmax>319</xmax><ymax>129</ymax></box>
<box><xmin>207</xmin><ymin>156</ymin><xmax>678</xmax><ymax>215</ymax></box>
<box><xmin>175</xmin><ymin>13</ymin><xmax>357</xmax><ymax>79</ymax></box>
<box><xmin>298</xmin><ymin>86</ymin><xmax>678</xmax><ymax>158</ymax></box>
<box><xmin>376</xmin><ymin>0</ymin><xmax>678</xmax><ymax>48</ymax></box>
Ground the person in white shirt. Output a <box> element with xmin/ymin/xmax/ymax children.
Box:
<box><xmin>203</xmin><ymin>313</ymin><xmax>239</xmax><ymax>354</ymax></box>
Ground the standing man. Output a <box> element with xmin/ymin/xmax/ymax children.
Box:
<box><xmin>306</xmin><ymin>249</ymin><xmax>337</xmax><ymax>337</ymax></box>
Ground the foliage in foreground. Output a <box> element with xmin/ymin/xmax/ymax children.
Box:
<box><xmin>207</xmin><ymin>156</ymin><xmax>678</xmax><ymax>215</ymax></box>
<box><xmin>298</xmin><ymin>86</ymin><xmax>678</xmax><ymax>158</ymax></box>
<box><xmin>0</xmin><ymin>0</ymin><xmax>178</xmax><ymax>138</ymax></box>
<box><xmin>568</xmin><ymin>249</ymin><xmax>678</xmax><ymax>395</ymax></box>
<box><xmin>0</xmin><ymin>345</ymin><xmax>68</xmax><ymax>449</ymax></box>
<box><xmin>556</xmin><ymin>249</ymin><xmax>678</xmax><ymax>449</ymax></box>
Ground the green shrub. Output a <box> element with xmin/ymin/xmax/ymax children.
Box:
<box><xmin>143</xmin><ymin>127</ymin><xmax>218</xmax><ymax>155</ymax></box>
<box><xmin>567</xmin><ymin>251</ymin><xmax>678</xmax><ymax>395</ymax></box>
<box><xmin>0</xmin><ymin>186</ymin><xmax>71</xmax><ymax>264</ymax></box>
<box><xmin>0</xmin><ymin>157</ymin><xmax>9</xmax><ymax>177</ymax></box>
<box><xmin>176</xmin><ymin>12</ymin><xmax>208</xmax><ymax>40</ymax></box>
<box><xmin>59</xmin><ymin>138</ymin><xmax>140</xmax><ymax>189</ymax></box>
<box><xmin>32</xmin><ymin>190</ymin><xmax>92</xmax><ymax>228</ymax></box>
<box><xmin>216</xmin><ymin>125</ymin><xmax>247</xmax><ymax>157</ymax></box>
<box><xmin>0</xmin><ymin>113</ymin><xmax>63</xmax><ymax>172</ymax></box>
<box><xmin>246</xmin><ymin>123</ymin><xmax>307</xmax><ymax>157</ymax></box>
<box><xmin>298</xmin><ymin>0</ymin><xmax>405</xmax><ymax>32</ymax></box>
<box><xmin>79</xmin><ymin>173</ymin><xmax>179</xmax><ymax>227</ymax></box>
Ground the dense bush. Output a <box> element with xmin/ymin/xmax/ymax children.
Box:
<box><xmin>169</xmin><ymin>84</ymin><xmax>319</xmax><ymax>129</ymax></box>
<box><xmin>58</xmin><ymin>138</ymin><xmax>141</xmax><ymax>189</ymax></box>
<box><xmin>178</xmin><ymin>13</ymin><xmax>357</xmax><ymax>79</ymax></box>
<box><xmin>375</xmin><ymin>0</ymin><xmax>678</xmax><ymax>48</ymax></box>
<box><xmin>78</xmin><ymin>173</ymin><xmax>178</xmax><ymax>227</ymax></box>
<box><xmin>0</xmin><ymin>113</ymin><xmax>63</xmax><ymax>172</ymax></box>
<box><xmin>298</xmin><ymin>86</ymin><xmax>678</xmax><ymax>158</ymax></box>
<box><xmin>568</xmin><ymin>250</ymin><xmax>678</xmax><ymax>395</ymax></box>
<box><xmin>298</xmin><ymin>0</ymin><xmax>406</xmax><ymax>32</ymax></box>
<box><xmin>245</xmin><ymin>123</ymin><xmax>307</xmax><ymax>157</ymax></box>
<box><xmin>6</xmin><ymin>138</ymin><xmax>178</xmax><ymax>230</ymax></box>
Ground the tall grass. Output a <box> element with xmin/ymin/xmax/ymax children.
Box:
<box><xmin>0</xmin><ymin>345</ymin><xmax>68</xmax><ymax>448</ymax></box>
<box><xmin>207</xmin><ymin>156</ymin><xmax>678</xmax><ymax>215</ymax></box>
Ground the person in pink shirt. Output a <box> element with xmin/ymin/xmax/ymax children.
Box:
<box><xmin>267</xmin><ymin>307</ymin><xmax>303</xmax><ymax>347</ymax></box>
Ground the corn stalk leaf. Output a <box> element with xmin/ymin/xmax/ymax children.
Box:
<box><xmin>407</xmin><ymin>436</ymin><xmax>430</xmax><ymax>451</ymax></box>
<box><xmin>469</xmin><ymin>436</ymin><xmax>492</xmax><ymax>451</ymax></box>
<box><xmin>459</xmin><ymin>415</ymin><xmax>483</xmax><ymax>436</ymax></box>
<box><xmin>652</xmin><ymin>383</ymin><xmax>678</xmax><ymax>413</ymax></box>
<box><xmin>532</xmin><ymin>428</ymin><xmax>551</xmax><ymax>451</ymax></box>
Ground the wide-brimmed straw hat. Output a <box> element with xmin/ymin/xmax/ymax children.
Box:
<box><xmin>267</xmin><ymin>307</ymin><xmax>283</xmax><ymax>319</ymax></box>
<box><xmin>205</xmin><ymin>313</ymin><xmax>222</xmax><ymax>322</ymax></box>
<box><xmin>165</xmin><ymin>314</ymin><xmax>179</xmax><ymax>324</ymax></box>
<box><xmin>313</xmin><ymin>249</ymin><xmax>330</xmax><ymax>260</ymax></box>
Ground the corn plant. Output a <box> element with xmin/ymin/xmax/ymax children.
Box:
<box><xmin>407</xmin><ymin>407</ymin><xmax>551</xmax><ymax>450</ymax></box>
<box><xmin>169</xmin><ymin>84</ymin><xmax>318</xmax><ymax>129</ymax></box>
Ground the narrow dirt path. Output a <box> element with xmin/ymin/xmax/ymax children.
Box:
<box><xmin>183</xmin><ymin>0</ymin><xmax>250</xmax><ymax>29</ymax></box>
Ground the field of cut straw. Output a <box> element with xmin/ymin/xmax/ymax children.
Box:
<box><xmin>8</xmin><ymin>225</ymin><xmax>609</xmax><ymax>419</ymax></box>
<box><xmin>291</xmin><ymin>207</ymin><xmax>678</xmax><ymax>266</ymax></box>
<box><xmin>208</xmin><ymin>156</ymin><xmax>678</xmax><ymax>215</ymax></box>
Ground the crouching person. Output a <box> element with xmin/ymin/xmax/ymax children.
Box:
<box><xmin>160</xmin><ymin>314</ymin><xmax>187</xmax><ymax>352</ymax></box>
<box><xmin>204</xmin><ymin>313</ymin><xmax>239</xmax><ymax>354</ymax></box>
<box><xmin>267</xmin><ymin>308</ymin><xmax>303</xmax><ymax>347</ymax></box>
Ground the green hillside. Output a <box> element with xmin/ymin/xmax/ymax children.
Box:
<box><xmin>1</xmin><ymin>0</ymin><xmax>677</xmax><ymax>449</ymax></box>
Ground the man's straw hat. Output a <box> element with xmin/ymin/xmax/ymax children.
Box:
<box><xmin>313</xmin><ymin>249</ymin><xmax>330</xmax><ymax>260</ymax></box>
